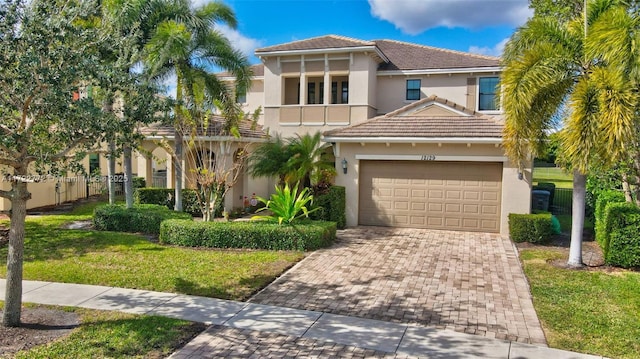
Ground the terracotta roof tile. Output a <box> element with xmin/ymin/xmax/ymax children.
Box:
<box><xmin>140</xmin><ymin>117</ymin><xmax>265</xmax><ymax>139</ymax></box>
<box><xmin>324</xmin><ymin>96</ymin><xmax>503</xmax><ymax>139</ymax></box>
<box><xmin>374</xmin><ymin>40</ymin><xmax>500</xmax><ymax>71</ymax></box>
<box><xmin>256</xmin><ymin>35</ymin><xmax>375</xmax><ymax>53</ymax></box>
<box><xmin>217</xmin><ymin>64</ymin><xmax>263</xmax><ymax>78</ymax></box>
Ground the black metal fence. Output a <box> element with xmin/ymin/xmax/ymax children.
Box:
<box><xmin>550</xmin><ymin>188</ymin><xmax>572</xmax><ymax>214</ymax></box>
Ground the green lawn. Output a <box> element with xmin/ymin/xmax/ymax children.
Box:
<box><xmin>520</xmin><ymin>249</ymin><xmax>640</xmax><ymax>359</ymax></box>
<box><xmin>533</xmin><ymin>167</ymin><xmax>573</xmax><ymax>188</ymax></box>
<box><xmin>3</xmin><ymin>303</ymin><xmax>205</xmax><ymax>359</ymax></box>
<box><xmin>0</xmin><ymin>201</ymin><xmax>304</xmax><ymax>300</ymax></box>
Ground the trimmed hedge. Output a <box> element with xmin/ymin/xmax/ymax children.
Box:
<box><xmin>135</xmin><ymin>188</ymin><xmax>202</xmax><ymax>216</ymax></box>
<box><xmin>600</xmin><ymin>202</ymin><xmax>640</xmax><ymax>267</ymax></box>
<box><xmin>159</xmin><ymin>220</ymin><xmax>336</xmax><ymax>251</ymax></box>
<box><xmin>310</xmin><ymin>186</ymin><xmax>346</xmax><ymax>229</ymax></box>
<box><xmin>595</xmin><ymin>190</ymin><xmax>625</xmax><ymax>246</ymax></box>
<box><xmin>94</xmin><ymin>204</ymin><xmax>192</xmax><ymax>235</ymax></box>
<box><xmin>508</xmin><ymin>213</ymin><xmax>552</xmax><ymax>243</ymax></box>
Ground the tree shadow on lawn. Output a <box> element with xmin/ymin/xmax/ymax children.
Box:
<box><xmin>0</xmin><ymin>221</ymin><xmax>153</xmax><ymax>263</ymax></box>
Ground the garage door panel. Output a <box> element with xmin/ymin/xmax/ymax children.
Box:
<box><xmin>359</xmin><ymin>161</ymin><xmax>502</xmax><ymax>233</ymax></box>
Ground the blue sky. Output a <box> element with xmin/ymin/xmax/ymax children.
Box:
<box><xmin>199</xmin><ymin>0</ymin><xmax>533</xmax><ymax>64</ymax></box>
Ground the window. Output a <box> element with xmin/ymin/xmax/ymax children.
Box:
<box><xmin>330</xmin><ymin>78</ymin><xmax>349</xmax><ymax>104</ymax></box>
<box><xmin>479</xmin><ymin>77</ymin><xmax>500</xmax><ymax>111</ymax></box>
<box><xmin>406</xmin><ymin>79</ymin><xmax>421</xmax><ymax>101</ymax></box>
<box><xmin>236</xmin><ymin>89</ymin><xmax>246</xmax><ymax>104</ymax></box>
<box><xmin>89</xmin><ymin>154</ymin><xmax>100</xmax><ymax>175</ymax></box>
<box><xmin>341</xmin><ymin>81</ymin><xmax>349</xmax><ymax>103</ymax></box>
<box><xmin>306</xmin><ymin>76</ymin><xmax>324</xmax><ymax>104</ymax></box>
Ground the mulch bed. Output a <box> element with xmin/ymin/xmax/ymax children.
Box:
<box><xmin>0</xmin><ymin>307</ymin><xmax>80</xmax><ymax>357</ymax></box>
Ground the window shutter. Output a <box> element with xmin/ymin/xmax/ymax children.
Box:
<box><xmin>466</xmin><ymin>77</ymin><xmax>476</xmax><ymax>110</ymax></box>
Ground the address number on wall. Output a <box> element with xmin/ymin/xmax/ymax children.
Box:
<box><xmin>420</xmin><ymin>155</ymin><xmax>436</xmax><ymax>161</ymax></box>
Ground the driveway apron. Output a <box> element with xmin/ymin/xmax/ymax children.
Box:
<box><xmin>250</xmin><ymin>226</ymin><xmax>546</xmax><ymax>345</ymax></box>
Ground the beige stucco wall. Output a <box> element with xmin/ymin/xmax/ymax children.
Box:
<box><xmin>259</xmin><ymin>52</ymin><xmax>381</xmax><ymax>138</ymax></box>
<box><xmin>333</xmin><ymin>142</ymin><xmax>531</xmax><ymax>236</ymax></box>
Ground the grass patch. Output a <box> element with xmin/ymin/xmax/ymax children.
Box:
<box><xmin>2</xmin><ymin>303</ymin><xmax>204</xmax><ymax>359</ymax></box>
<box><xmin>533</xmin><ymin>167</ymin><xmax>573</xmax><ymax>189</ymax></box>
<box><xmin>520</xmin><ymin>249</ymin><xmax>640</xmax><ymax>358</ymax></box>
<box><xmin>0</xmin><ymin>201</ymin><xmax>304</xmax><ymax>300</ymax></box>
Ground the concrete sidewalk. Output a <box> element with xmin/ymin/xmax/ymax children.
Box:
<box><xmin>0</xmin><ymin>279</ymin><xmax>604</xmax><ymax>358</ymax></box>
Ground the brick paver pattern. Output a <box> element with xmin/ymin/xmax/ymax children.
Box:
<box><xmin>250</xmin><ymin>227</ymin><xmax>546</xmax><ymax>345</ymax></box>
<box><xmin>171</xmin><ymin>325</ymin><xmax>409</xmax><ymax>359</ymax></box>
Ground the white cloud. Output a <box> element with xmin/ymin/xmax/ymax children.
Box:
<box><xmin>215</xmin><ymin>24</ymin><xmax>263</xmax><ymax>58</ymax></box>
<box><xmin>469</xmin><ymin>37</ymin><xmax>509</xmax><ymax>57</ymax></box>
<box><xmin>368</xmin><ymin>0</ymin><xmax>532</xmax><ymax>34</ymax></box>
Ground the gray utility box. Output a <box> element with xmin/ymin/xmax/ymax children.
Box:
<box><xmin>531</xmin><ymin>190</ymin><xmax>551</xmax><ymax>212</ymax></box>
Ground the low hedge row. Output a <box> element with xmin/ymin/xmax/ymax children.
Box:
<box><xmin>135</xmin><ymin>188</ymin><xmax>202</xmax><ymax>216</ymax></box>
<box><xmin>310</xmin><ymin>186</ymin><xmax>346</xmax><ymax>229</ymax></box>
<box><xmin>600</xmin><ymin>202</ymin><xmax>640</xmax><ymax>268</ymax></box>
<box><xmin>594</xmin><ymin>190</ymin><xmax>625</xmax><ymax>246</ymax></box>
<box><xmin>508</xmin><ymin>213</ymin><xmax>552</xmax><ymax>244</ymax></box>
<box><xmin>159</xmin><ymin>220</ymin><xmax>336</xmax><ymax>251</ymax></box>
<box><xmin>93</xmin><ymin>204</ymin><xmax>192</xmax><ymax>235</ymax></box>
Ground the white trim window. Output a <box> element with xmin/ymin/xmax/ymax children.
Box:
<box><xmin>478</xmin><ymin>77</ymin><xmax>500</xmax><ymax>111</ymax></box>
<box><xmin>406</xmin><ymin>79</ymin><xmax>421</xmax><ymax>101</ymax></box>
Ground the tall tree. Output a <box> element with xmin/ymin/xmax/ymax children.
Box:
<box><xmin>143</xmin><ymin>0</ymin><xmax>251</xmax><ymax>211</ymax></box>
<box><xmin>502</xmin><ymin>0</ymin><xmax>638</xmax><ymax>267</ymax></box>
<box><xmin>0</xmin><ymin>0</ymin><xmax>105</xmax><ymax>326</ymax></box>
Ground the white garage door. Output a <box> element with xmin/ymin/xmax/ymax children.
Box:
<box><xmin>359</xmin><ymin>161</ymin><xmax>502</xmax><ymax>232</ymax></box>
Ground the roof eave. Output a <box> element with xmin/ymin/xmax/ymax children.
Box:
<box><xmin>322</xmin><ymin>136</ymin><xmax>503</xmax><ymax>144</ymax></box>
<box><xmin>256</xmin><ymin>45</ymin><xmax>389</xmax><ymax>62</ymax></box>
<box><xmin>377</xmin><ymin>66</ymin><xmax>503</xmax><ymax>76</ymax></box>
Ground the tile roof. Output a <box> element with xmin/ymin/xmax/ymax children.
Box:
<box><xmin>140</xmin><ymin>117</ymin><xmax>265</xmax><ymax>139</ymax></box>
<box><xmin>253</xmin><ymin>35</ymin><xmax>500</xmax><ymax>71</ymax></box>
<box><xmin>255</xmin><ymin>35</ymin><xmax>375</xmax><ymax>53</ymax></box>
<box><xmin>324</xmin><ymin>96</ymin><xmax>503</xmax><ymax>139</ymax></box>
<box><xmin>374</xmin><ymin>40</ymin><xmax>500</xmax><ymax>71</ymax></box>
<box><xmin>217</xmin><ymin>64</ymin><xmax>264</xmax><ymax>78</ymax></box>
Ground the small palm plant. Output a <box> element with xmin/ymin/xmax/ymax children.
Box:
<box><xmin>252</xmin><ymin>182</ymin><xmax>320</xmax><ymax>225</ymax></box>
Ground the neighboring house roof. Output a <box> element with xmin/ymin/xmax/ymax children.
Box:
<box><xmin>323</xmin><ymin>96</ymin><xmax>503</xmax><ymax>140</ymax></box>
<box><xmin>374</xmin><ymin>40</ymin><xmax>499</xmax><ymax>71</ymax></box>
<box><xmin>217</xmin><ymin>64</ymin><xmax>264</xmax><ymax>79</ymax></box>
<box><xmin>140</xmin><ymin>117</ymin><xmax>265</xmax><ymax>139</ymax></box>
<box><xmin>255</xmin><ymin>35</ymin><xmax>375</xmax><ymax>53</ymax></box>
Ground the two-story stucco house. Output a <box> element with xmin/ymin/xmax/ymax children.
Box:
<box><xmin>230</xmin><ymin>35</ymin><xmax>531</xmax><ymax>235</ymax></box>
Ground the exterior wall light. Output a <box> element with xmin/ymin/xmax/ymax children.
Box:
<box><xmin>518</xmin><ymin>170</ymin><xmax>524</xmax><ymax>180</ymax></box>
<box><xmin>342</xmin><ymin>158</ymin><xmax>348</xmax><ymax>174</ymax></box>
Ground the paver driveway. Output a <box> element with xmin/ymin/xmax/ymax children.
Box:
<box><xmin>250</xmin><ymin>227</ymin><xmax>546</xmax><ymax>345</ymax></box>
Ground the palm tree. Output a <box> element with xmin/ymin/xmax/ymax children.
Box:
<box><xmin>143</xmin><ymin>0</ymin><xmax>251</xmax><ymax>211</ymax></box>
<box><xmin>286</xmin><ymin>132</ymin><xmax>335</xmax><ymax>188</ymax></box>
<box><xmin>248</xmin><ymin>132</ymin><xmax>336</xmax><ymax>188</ymax></box>
<box><xmin>501</xmin><ymin>0</ymin><xmax>638</xmax><ymax>267</ymax></box>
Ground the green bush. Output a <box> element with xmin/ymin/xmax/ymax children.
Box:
<box><xmin>160</xmin><ymin>220</ymin><xmax>336</xmax><ymax>251</ymax></box>
<box><xmin>94</xmin><ymin>204</ymin><xmax>192</xmax><ymax>235</ymax></box>
<box><xmin>508</xmin><ymin>213</ymin><xmax>553</xmax><ymax>244</ymax></box>
<box><xmin>135</xmin><ymin>188</ymin><xmax>202</xmax><ymax>216</ymax></box>
<box><xmin>132</xmin><ymin>177</ymin><xmax>146</xmax><ymax>189</ymax></box>
<box><xmin>595</xmin><ymin>190</ymin><xmax>625</xmax><ymax>246</ymax></box>
<box><xmin>600</xmin><ymin>202</ymin><xmax>640</xmax><ymax>267</ymax></box>
<box><xmin>310</xmin><ymin>186</ymin><xmax>346</xmax><ymax>229</ymax></box>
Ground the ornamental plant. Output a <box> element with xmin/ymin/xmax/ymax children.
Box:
<box><xmin>252</xmin><ymin>182</ymin><xmax>320</xmax><ymax>225</ymax></box>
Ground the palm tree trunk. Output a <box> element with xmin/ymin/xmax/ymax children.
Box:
<box><xmin>3</xmin><ymin>173</ymin><xmax>29</xmax><ymax>327</ymax></box>
<box><xmin>622</xmin><ymin>173</ymin><xmax>633</xmax><ymax>202</ymax></box>
<box><xmin>568</xmin><ymin>170</ymin><xmax>586</xmax><ymax>267</ymax></box>
<box><xmin>174</xmin><ymin>132</ymin><xmax>183</xmax><ymax>212</ymax></box>
<box><xmin>123</xmin><ymin>146</ymin><xmax>134</xmax><ymax>209</ymax></box>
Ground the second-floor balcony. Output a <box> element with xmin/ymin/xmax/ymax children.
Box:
<box><xmin>265</xmin><ymin>104</ymin><xmax>379</xmax><ymax>127</ymax></box>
